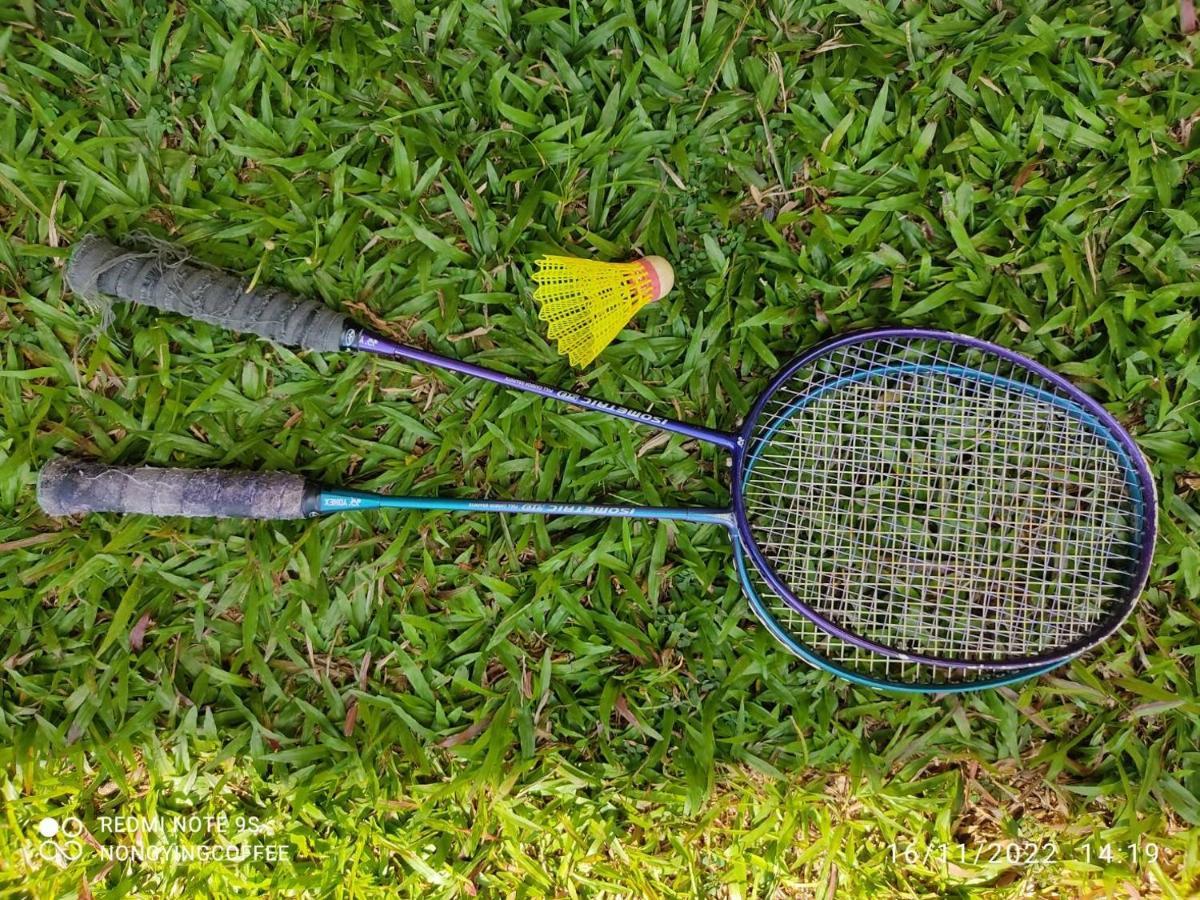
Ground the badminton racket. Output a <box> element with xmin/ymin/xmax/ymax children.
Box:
<box><xmin>38</xmin><ymin>456</ymin><xmax>1059</xmax><ymax>691</ymax></box>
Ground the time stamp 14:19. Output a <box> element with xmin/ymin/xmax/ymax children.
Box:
<box><xmin>889</xmin><ymin>840</ymin><xmax>1163</xmax><ymax>868</ymax></box>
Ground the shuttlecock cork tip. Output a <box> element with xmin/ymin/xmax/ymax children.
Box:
<box><xmin>640</xmin><ymin>256</ymin><xmax>674</xmax><ymax>301</ymax></box>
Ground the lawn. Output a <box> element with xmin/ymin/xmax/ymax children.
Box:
<box><xmin>1</xmin><ymin>0</ymin><xmax>1199</xmax><ymax>896</ymax></box>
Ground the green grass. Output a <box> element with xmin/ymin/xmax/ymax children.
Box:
<box><xmin>1</xmin><ymin>0</ymin><xmax>1199</xmax><ymax>895</ymax></box>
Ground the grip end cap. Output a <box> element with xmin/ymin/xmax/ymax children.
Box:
<box><xmin>38</xmin><ymin>456</ymin><xmax>90</xmax><ymax>517</ymax></box>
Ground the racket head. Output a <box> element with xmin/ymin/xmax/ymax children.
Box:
<box><xmin>732</xmin><ymin>328</ymin><xmax>1156</xmax><ymax>670</ymax></box>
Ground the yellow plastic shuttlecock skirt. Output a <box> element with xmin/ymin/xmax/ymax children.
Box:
<box><xmin>531</xmin><ymin>255</ymin><xmax>674</xmax><ymax>367</ymax></box>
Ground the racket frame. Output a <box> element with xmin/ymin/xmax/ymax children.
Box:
<box><xmin>732</xmin><ymin>328</ymin><xmax>1157</xmax><ymax>671</ymax></box>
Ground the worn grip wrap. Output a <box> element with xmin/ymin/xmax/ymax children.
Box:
<box><xmin>38</xmin><ymin>458</ymin><xmax>310</xmax><ymax>519</ymax></box>
<box><xmin>65</xmin><ymin>235</ymin><xmax>348</xmax><ymax>351</ymax></box>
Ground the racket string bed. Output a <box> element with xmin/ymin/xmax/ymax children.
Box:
<box><xmin>741</xmin><ymin>336</ymin><xmax>1144</xmax><ymax>665</ymax></box>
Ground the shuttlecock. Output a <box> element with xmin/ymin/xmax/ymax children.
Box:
<box><xmin>531</xmin><ymin>254</ymin><xmax>675</xmax><ymax>367</ymax></box>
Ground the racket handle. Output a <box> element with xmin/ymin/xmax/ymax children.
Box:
<box><xmin>38</xmin><ymin>457</ymin><xmax>316</xmax><ymax>519</ymax></box>
<box><xmin>65</xmin><ymin>236</ymin><xmax>348</xmax><ymax>352</ymax></box>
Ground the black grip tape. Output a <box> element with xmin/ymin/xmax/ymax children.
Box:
<box><xmin>65</xmin><ymin>235</ymin><xmax>348</xmax><ymax>351</ymax></box>
<box><xmin>38</xmin><ymin>457</ymin><xmax>310</xmax><ymax>519</ymax></box>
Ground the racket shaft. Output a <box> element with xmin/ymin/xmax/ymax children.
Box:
<box><xmin>349</xmin><ymin>330</ymin><xmax>736</xmax><ymax>448</ymax></box>
<box><xmin>321</xmin><ymin>490</ymin><xmax>731</xmax><ymax>524</ymax></box>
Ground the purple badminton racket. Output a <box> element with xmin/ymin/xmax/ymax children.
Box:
<box><xmin>58</xmin><ymin>237</ymin><xmax>1156</xmax><ymax>671</ymax></box>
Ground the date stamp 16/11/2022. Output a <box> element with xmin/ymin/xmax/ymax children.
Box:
<box><xmin>889</xmin><ymin>839</ymin><xmax>1164</xmax><ymax>871</ymax></box>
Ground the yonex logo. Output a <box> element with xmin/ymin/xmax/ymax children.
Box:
<box><xmin>322</xmin><ymin>495</ymin><xmax>365</xmax><ymax>509</ymax></box>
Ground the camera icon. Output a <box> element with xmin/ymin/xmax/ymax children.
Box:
<box><xmin>34</xmin><ymin>817</ymin><xmax>86</xmax><ymax>866</ymax></box>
